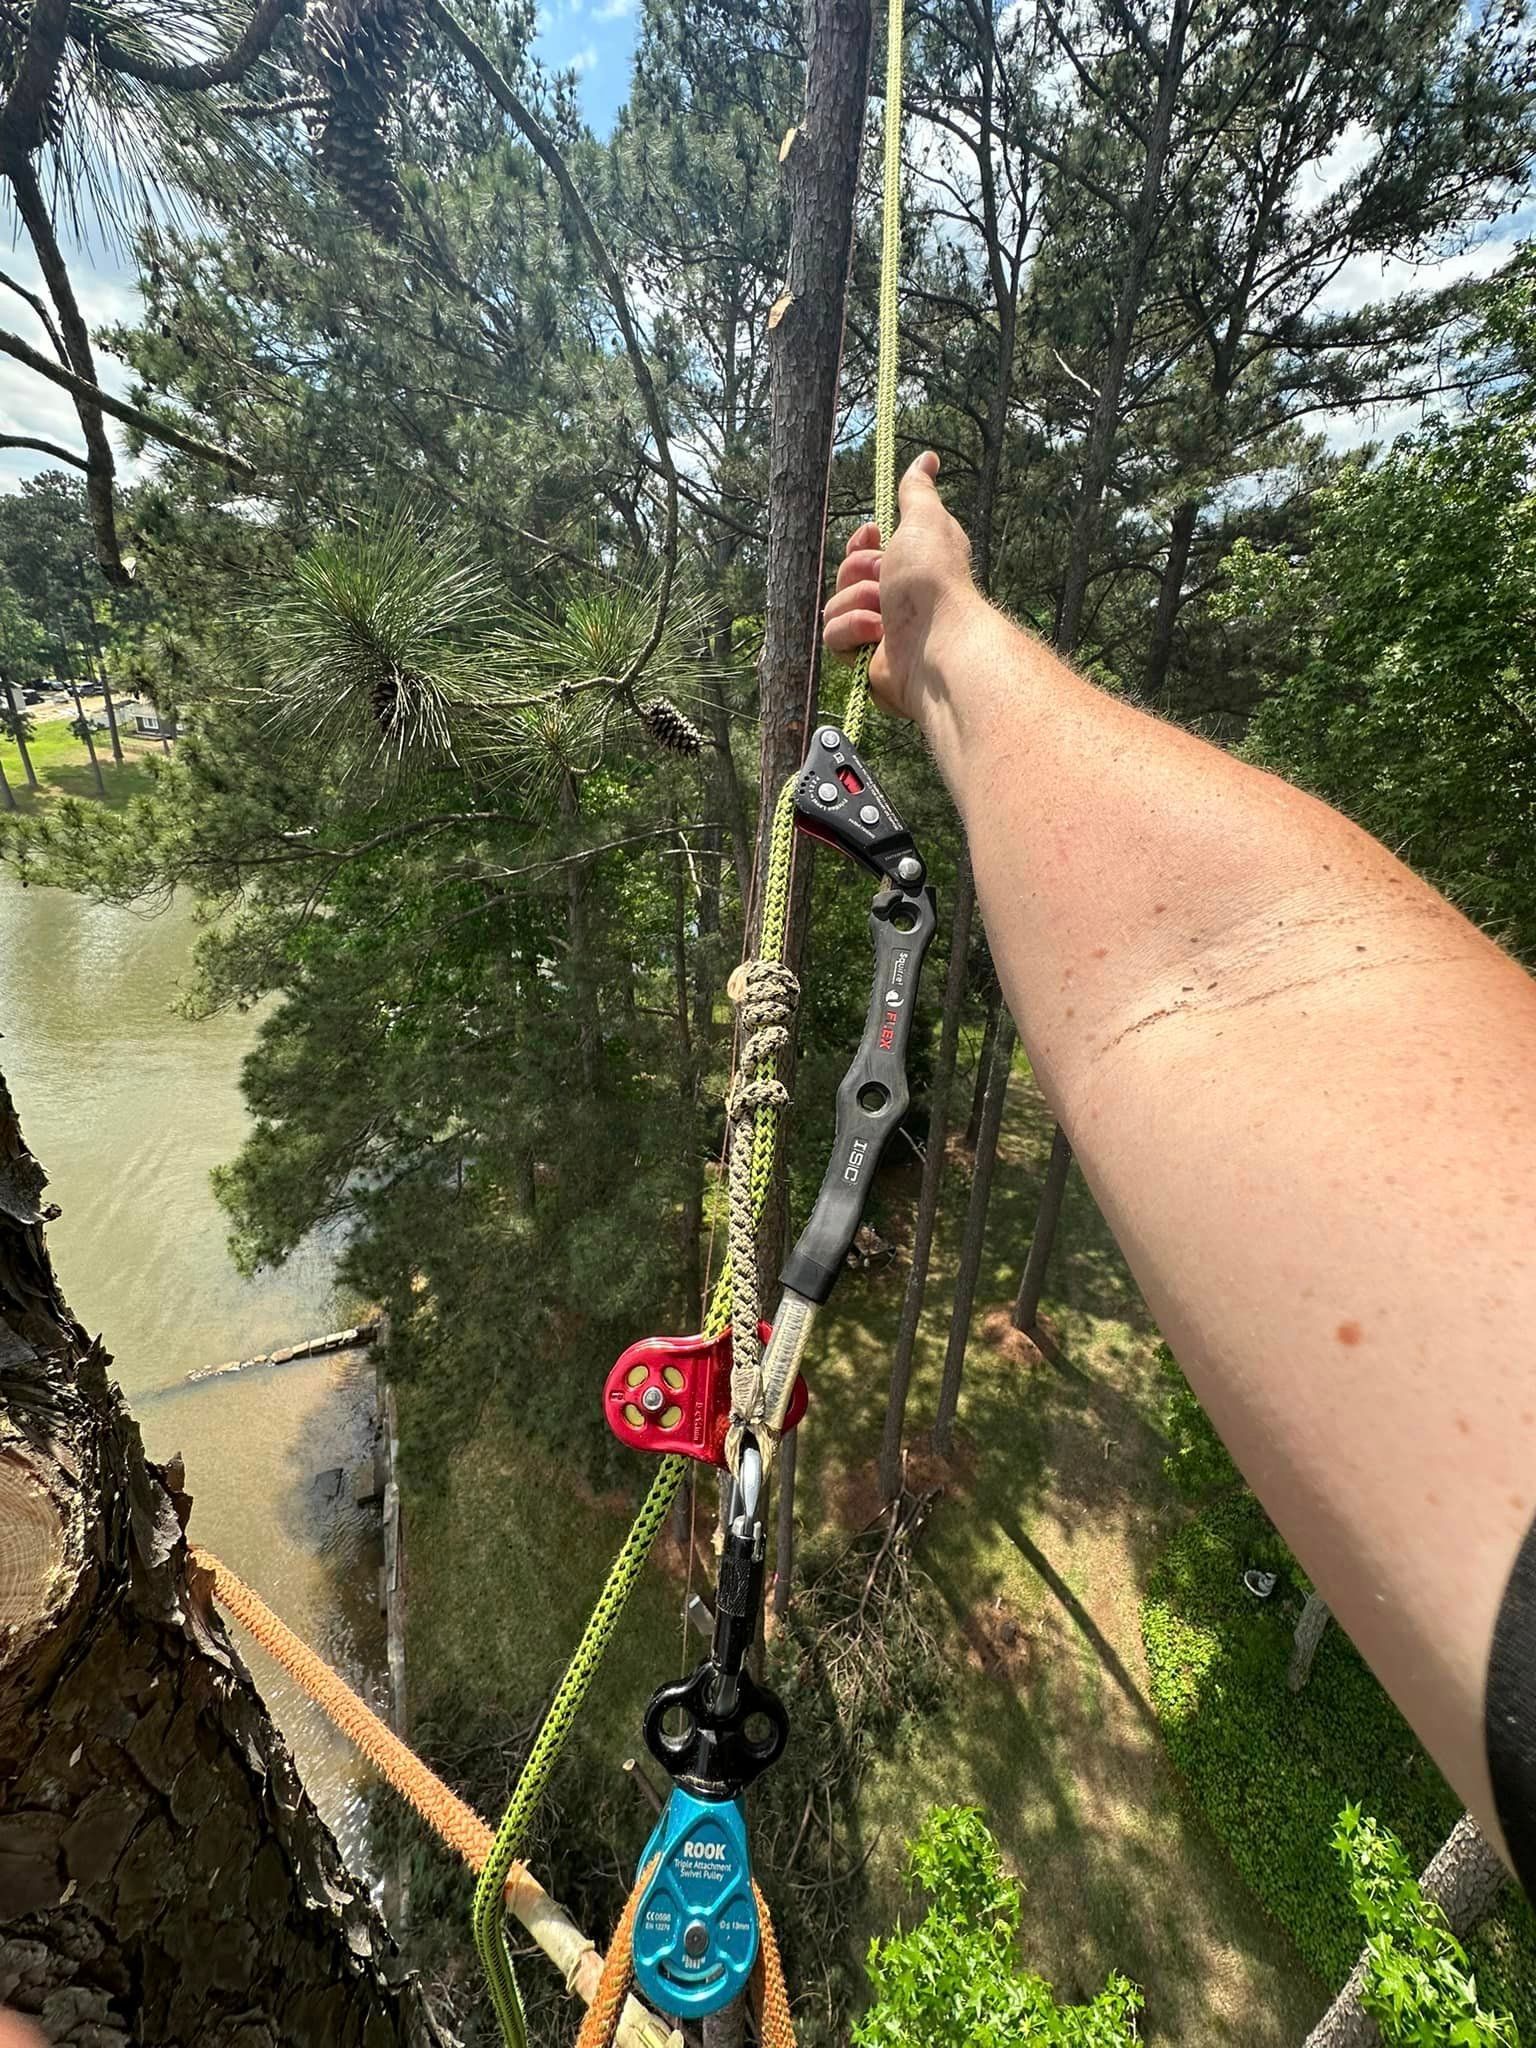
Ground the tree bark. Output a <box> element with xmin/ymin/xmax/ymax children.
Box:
<box><xmin>1305</xmin><ymin>1814</ymin><xmax>1508</xmax><ymax>2048</ymax></box>
<box><xmin>1013</xmin><ymin>1123</ymin><xmax>1072</xmax><ymax>1335</ymax></box>
<box><xmin>879</xmin><ymin>850</ymin><xmax>976</xmax><ymax>1501</ymax></box>
<box><xmin>932</xmin><ymin>1013</ymin><xmax>1016</xmax><ymax>1454</ymax></box>
<box><xmin>0</xmin><ymin>1063</ymin><xmax>442</xmax><ymax>2047</ymax></box>
<box><xmin>1287</xmin><ymin>1590</ymin><xmax>1332</xmax><ymax>1692</ymax></box>
<box><xmin>1141</xmin><ymin>495</ymin><xmax>1200</xmax><ymax>701</ymax></box>
<box><xmin>0</xmin><ymin>746</ymin><xmax>14</xmax><ymax>810</ymax></box>
<box><xmin>749</xmin><ymin>0</ymin><xmax>874</xmax><ymax>1278</ymax></box>
<box><xmin>964</xmin><ymin>978</ymin><xmax>1002</xmax><ymax>1151</ymax></box>
<box><xmin>65</xmin><ymin>676</ymin><xmax>106</xmax><ymax>800</ymax></box>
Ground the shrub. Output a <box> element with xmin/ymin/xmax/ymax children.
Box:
<box><xmin>1140</xmin><ymin>1494</ymin><xmax>1536</xmax><ymax>2020</ymax></box>
<box><xmin>1335</xmin><ymin>1805</ymin><xmax>1520</xmax><ymax>2047</ymax></box>
<box><xmin>853</xmin><ymin>1805</ymin><xmax>1143</xmax><ymax>2046</ymax></box>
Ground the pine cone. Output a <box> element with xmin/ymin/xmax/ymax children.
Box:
<box><xmin>638</xmin><ymin>696</ymin><xmax>705</xmax><ymax>757</ymax></box>
<box><xmin>306</xmin><ymin>0</ymin><xmax>421</xmax><ymax>237</ymax></box>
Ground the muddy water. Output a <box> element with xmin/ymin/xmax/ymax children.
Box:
<box><xmin>0</xmin><ymin>874</ymin><xmax>384</xmax><ymax>1870</ymax></box>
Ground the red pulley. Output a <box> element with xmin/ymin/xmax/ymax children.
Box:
<box><xmin>603</xmin><ymin>1322</ymin><xmax>809</xmax><ymax>1469</ymax></box>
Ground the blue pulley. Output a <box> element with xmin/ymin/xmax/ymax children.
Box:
<box><xmin>632</xmin><ymin>1787</ymin><xmax>758</xmax><ymax>2019</ymax></box>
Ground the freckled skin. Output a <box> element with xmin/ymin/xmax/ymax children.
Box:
<box><xmin>822</xmin><ymin>451</ymin><xmax>1536</xmax><ymax>1864</ymax></box>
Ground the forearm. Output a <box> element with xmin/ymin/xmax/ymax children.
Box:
<box><xmin>918</xmin><ymin>595</ymin><xmax>1536</xmax><ymax>1846</ymax></box>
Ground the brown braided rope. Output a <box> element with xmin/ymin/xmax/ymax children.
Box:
<box><xmin>574</xmin><ymin>1856</ymin><xmax>657</xmax><ymax>2048</ymax></box>
<box><xmin>570</xmin><ymin>1857</ymin><xmax>798</xmax><ymax>2048</ymax></box>
<box><xmin>189</xmin><ymin>1549</ymin><xmax>676</xmax><ymax>2048</ymax></box>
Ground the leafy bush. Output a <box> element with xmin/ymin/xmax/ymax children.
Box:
<box><xmin>1335</xmin><ymin>1806</ymin><xmax>1520</xmax><ymax>2048</ymax></box>
<box><xmin>1140</xmin><ymin>1495</ymin><xmax>1536</xmax><ymax>2019</ymax></box>
<box><xmin>854</xmin><ymin>1806</ymin><xmax>1143</xmax><ymax>2046</ymax></box>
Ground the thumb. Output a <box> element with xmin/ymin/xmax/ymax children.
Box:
<box><xmin>896</xmin><ymin>450</ymin><xmax>942</xmax><ymax>524</ymax></box>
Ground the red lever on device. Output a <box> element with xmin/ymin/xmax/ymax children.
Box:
<box><xmin>604</xmin><ymin>1322</ymin><xmax>809</xmax><ymax>1469</ymax></box>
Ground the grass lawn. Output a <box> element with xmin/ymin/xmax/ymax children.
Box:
<box><xmin>401</xmin><ymin>1049</ymin><xmax>1327</xmax><ymax>2044</ymax></box>
<box><xmin>1</xmin><ymin>711</ymin><xmax>160</xmax><ymax>809</ymax></box>
<box><xmin>1143</xmin><ymin>1491</ymin><xmax>1536</xmax><ymax>2024</ymax></box>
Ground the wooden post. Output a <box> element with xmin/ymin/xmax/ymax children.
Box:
<box><xmin>1287</xmin><ymin>1590</ymin><xmax>1331</xmax><ymax>1692</ymax></box>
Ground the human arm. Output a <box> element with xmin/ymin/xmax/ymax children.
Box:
<box><xmin>826</xmin><ymin>454</ymin><xmax>1536</xmax><ymax>1872</ymax></box>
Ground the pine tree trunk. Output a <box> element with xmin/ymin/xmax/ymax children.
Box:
<box><xmin>1304</xmin><ymin>1815</ymin><xmax>1507</xmax><ymax>2048</ymax></box>
<box><xmin>1140</xmin><ymin>496</ymin><xmax>1200</xmax><ymax>700</ymax></box>
<box><xmin>932</xmin><ymin>1014</ymin><xmax>1016</xmax><ymax>1454</ymax></box>
<box><xmin>5</xmin><ymin>704</ymin><xmax>38</xmax><ymax>789</ymax></box>
<box><xmin>964</xmin><ymin>980</ymin><xmax>1002</xmax><ymax>1150</ymax></box>
<box><xmin>1013</xmin><ymin>1124</ymin><xmax>1073</xmax><ymax>1335</ymax></box>
<box><xmin>0</xmin><ymin>1063</ymin><xmax>442</xmax><ymax>2048</ymax></box>
<box><xmin>66</xmin><ymin>679</ymin><xmax>106</xmax><ymax>799</ymax></box>
<box><xmin>750</xmin><ymin>0</ymin><xmax>874</xmax><ymax>1273</ymax></box>
<box><xmin>1287</xmin><ymin>1590</ymin><xmax>1332</xmax><ymax>1692</ymax></box>
<box><xmin>0</xmin><ymin>748</ymin><xmax>13</xmax><ymax>811</ymax></box>
<box><xmin>879</xmin><ymin>851</ymin><xmax>976</xmax><ymax>1501</ymax></box>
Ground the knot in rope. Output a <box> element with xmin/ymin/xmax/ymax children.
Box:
<box><xmin>724</xmin><ymin>959</ymin><xmax>800</xmax><ymax>1464</ymax></box>
<box><xmin>726</xmin><ymin>960</ymin><xmax>798</xmax><ymax>1125</ymax></box>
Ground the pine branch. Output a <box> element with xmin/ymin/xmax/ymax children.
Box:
<box><xmin>0</xmin><ymin>0</ymin><xmax>69</xmax><ymax>157</ymax></box>
<box><xmin>80</xmin><ymin>0</ymin><xmax>294</xmax><ymax>91</ymax></box>
<box><xmin>422</xmin><ymin>0</ymin><xmax>680</xmax><ymax>699</ymax></box>
<box><xmin>0</xmin><ymin>325</ymin><xmax>257</xmax><ymax>478</ymax></box>
<box><xmin>0</xmin><ymin>433</ymin><xmax>88</xmax><ymax>469</ymax></box>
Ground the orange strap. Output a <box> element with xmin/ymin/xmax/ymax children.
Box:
<box><xmin>573</xmin><ymin>1862</ymin><xmax>796</xmax><ymax>2048</ymax></box>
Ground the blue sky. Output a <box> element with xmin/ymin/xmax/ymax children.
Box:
<box><xmin>536</xmin><ymin>0</ymin><xmax>641</xmax><ymax>131</ymax></box>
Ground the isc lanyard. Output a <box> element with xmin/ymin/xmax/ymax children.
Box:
<box><xmin>603</xmin><ymin>727</ymin><xmax>936</xmax><ymax>2017</ymax></box>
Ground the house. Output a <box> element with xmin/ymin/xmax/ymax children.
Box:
<box><xmin>88</xmin><ymin>698</ymin><xmax>165</xmax><ymax>737</ymax></box>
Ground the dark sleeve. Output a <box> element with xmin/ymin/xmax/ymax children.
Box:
<box><xmin>1488</xmin><ymin>1514</ymin><xmax>1536</xmax><ymax>1900</ymax></box>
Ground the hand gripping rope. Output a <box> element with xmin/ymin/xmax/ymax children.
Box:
<box><xmin>472</xmin><ymin>0</ymin><xmax>911</xmax><ymax>2033</ymax></box>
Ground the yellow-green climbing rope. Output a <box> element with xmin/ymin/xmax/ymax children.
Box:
<box><xmin>472</xmin><ymin>0</ymin><xmax>907</xmax><ymax>2032</ymax></box>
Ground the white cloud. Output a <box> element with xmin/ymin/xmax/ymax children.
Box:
<box><xmin>569</xmin><ymin>41</ymin><xmax>599</xmax><ymax>71</ymax></box>
<box><xmin>592</xmin><ymin>0</ymin><xmax>635</xmax><ymax>21</ymax></box>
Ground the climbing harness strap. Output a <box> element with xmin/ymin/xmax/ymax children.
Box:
<box><xmin>476</xmin><ymin>0</ymin><xmax>912</xmax><ymax>2031</ymax></box>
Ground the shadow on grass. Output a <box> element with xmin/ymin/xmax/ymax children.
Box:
<box><xmin>805</xmin><ymin>1059</ymin><xmax>1325</xmax><ymax>2043</ymax></box>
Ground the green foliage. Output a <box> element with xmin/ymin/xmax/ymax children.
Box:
<box><xmin>1229</xmin><ymin>270</ymin><xmax>1536</xmax><ymax>956</ymax></box>
<box><xmin>1335</xmin><ymin>1806</ymin><xmax>1520</xmax><ymax>2048</ymax></box>
<box><xmin>1154</xmin><ymin>1343</ymin><xmax>1241</xmax><ymax>1501</ymax></box>
<box><xmin>1141</xmin><ymin>1496</ymin><xmax>1536</xmax><ymax>2017</ymax></box>
<box><xmin>853</xmin><ymin>1806</ymin><xmax>1142</xmax><ymax>2047</ymax></box>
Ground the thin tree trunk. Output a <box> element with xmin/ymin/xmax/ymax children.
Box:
<box><xmin>1287</xmin><ymin>1590</ymin><xmax>1332</xmax><ymax>1692</ymax></box>
<box><xmin>5</xmin><ymin>699</ymin><xmax>38</xmax><ymax>788</ymax></box>
<box><xmin>750</xmin><ymin>0</ymin><xmax>874</xmax><ymax>1277</ymax></box>
<box><xmin>965</xmin><ymin>979</ymin><xmax>1002</xmax><ymax>1150</ymax></box>
<box><xmin>706</xmin><ymin>0</ymin><xmax>874</xmax><ymax>2026</ymax></box>
<box><xmin>1305</xmin><ymin>1814</ymin><xmax>1508</xmax><ymax>2048</ymax></box>
<box><xmin>879</xmin><ymin>850</ymin><xmax>976</xmax><ymax>1501</ymax></box>
<box><xmin>772</xmin><ymin>1425</ymin><xmax>797</xmax><ymax>1618</ymax></box>
<box><xmin>97</xmin><ymin>674</ymin><xmax>123</xmax><ymax>766</ymax></box>
<box><xmin>0</xmin><ymin>747</ymin><xmax>14</xmax><ymax>810</ymax></box>
<box><xmin>0</xmin><ymin>1063</ymin><xmax>443</xmax><ymax>2046</ymax></box>
<box><xmin>1054</xmin><ymin>0</ymin><xmax>1192</xmax><ymax>658</ymax></box>
<box><xmin>66</xmin><ymin>677</ymin><xmax>106</xmax><ymax>799</ymax></box>
<box><xmin>561</xmin><ymin>773</ymin><xmax>597</xmax><ymax>1093</ymax></box>
<box><xmin>933</xmin><ymin>1013</ymin><xmax>1016</xmax><ymax>1454</ymax></box>
<box><xmin>1013</xmin><ymin>1124</ymin><xmax>1073</xmax><ymax>1334</ymax></box>
<box><xmin>1141</xmin><ymin>495</ymin><xmax>1200</xmax><ymax>700</ymax></box>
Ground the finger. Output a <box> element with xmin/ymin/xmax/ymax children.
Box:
<box><xmin>896</xmin><ymin>450</ymin><xmax>942</xmax><ymax>520</ymax></box>
<box><xmin>825</xmin><ymin>579</ymin><xmax>882</xmax><ymax>625</ymax></box>
<box><xmin>844</xmin><ymin>520</ymin><xmax>881</xmax><ymax>558</ymax></box>
<box><xmin>835</xmin><ymin>548</ymin><xmax>883</xmax><ymax>594</ymax></box>
<box><xmin>824</xmin><ymin>609</ymin><xmax>884</xmax><ymax>654</ymax></box>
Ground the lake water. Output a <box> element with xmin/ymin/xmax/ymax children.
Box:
<box><xmin>0</xmin><ymin>874</ymin><xmax>383</xmax><ymax>1870</ymax></box>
